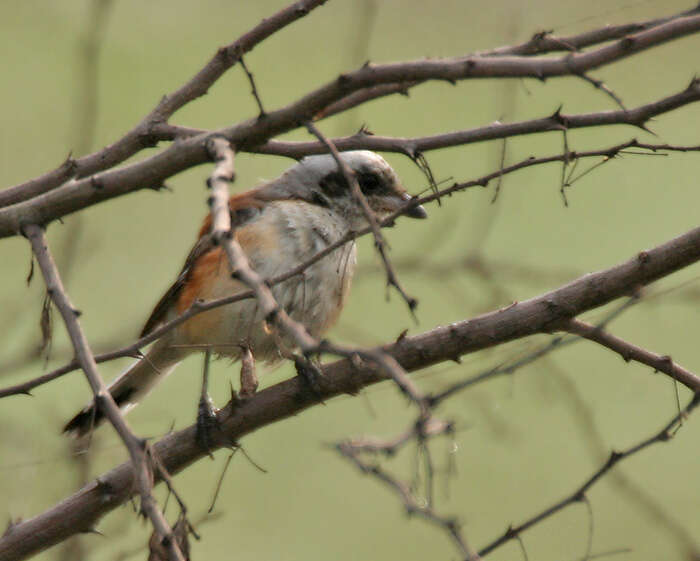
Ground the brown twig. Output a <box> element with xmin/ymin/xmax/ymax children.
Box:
<box><xmin>252</xmin><ymin>82</ymin><xmax>700</xmax><ymax>158</ymax></box>
<box><xmin>564</xmin><ymin>319</ymin><xmax>700</xmax><ymax>393</ymax></box>
<box><xmin>0</xmin><ymin>0</ymin><xmax>327</xmax><ymax>208</ymax></box>
<box><xmin>477</xmin><ymin>393</ymin><xmax>700</xmax><ymax>557</ymax></box>
<box><xmin>2</xmin><ymin>223</ymin><xmax>699</xmax><ymax>559</ymax></box>
<box><xmin>304</xmin><ymin>121</ymin><xmax>418</xmax><ymax>313</ymax></box>
<box><xmin>4</xmin><ymin>22</ymin><xmax>700</xmax><ymax>234</ymax></box>
<box><xmin>337</xmin><ymin>439</ymin><xmax>479</xmax><ymax>561</ymax></box>
<box><xmin>474</xmin><ymin>5</ymin><xmax>700</xmax><ymax>57</ymax></box>
<box><xmin>20</xmin><ymin>225</ymin><xmax>185</xmax><ymax>561</ymax></box>
<box><xmin>239</xmin><ymin>56</ymin><xmax>266</xmax><ymax>117</ymax></box>
<box><xmin>3</xmin><ymin>139</ymin><xmax>699</xmax><ymax>399</ymax></box>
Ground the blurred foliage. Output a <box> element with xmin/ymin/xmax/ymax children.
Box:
<box><xmin>0</xmin><ymin>1</ymin><xmax>699</xmax><ymax>560</ymax></box>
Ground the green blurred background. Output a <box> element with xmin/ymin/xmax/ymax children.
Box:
<box><xmin>1</xmin><ymin>1</ymin><xmax>699</xmax><ymax>560</ymax></box>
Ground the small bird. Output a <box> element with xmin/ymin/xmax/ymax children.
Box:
<box><xmin>64</xmin><ymin>150</ymin><xmax>427</xmax><ymax>437</ymax></box>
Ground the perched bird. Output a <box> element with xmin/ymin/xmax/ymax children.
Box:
<box><xmin>64</xmin><ymin>150</ymin><xmax>427</xmax><ymax>437</ymax></box>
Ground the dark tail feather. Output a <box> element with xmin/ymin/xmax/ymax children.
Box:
<box><xmin>63</xmin><ymin>387</ymin><xmax>135</xmax><ymax>437</ymax></box>
<box><xmin>63</xmin><ymin>340</ymin><xmax>186</xmax><ymax>438</ymax></box>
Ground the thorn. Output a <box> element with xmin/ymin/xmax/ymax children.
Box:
<box><xmin>635</xmin><ymin>121</ymin><xmax>657</xmax><ymax>136</ymax></box>
<box><xmin>357</xmin><ymin>123</ymin><xmax>374</xmax><ymax>136</ymax></box>
<box><xmin>608</xmin><ymin>450</ymin><xmax>623</xmax><ymax>465</ymax></box>
<box><xmin>551</xmin><ymin>105</ymin><xmax>566</xmax><ymax>125</ymax></box>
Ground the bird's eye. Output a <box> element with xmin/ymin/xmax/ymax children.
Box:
<box><xmin>358</xmin><ymin>172</ymin><xmax>382</xmax><ymax>194</ymax></box>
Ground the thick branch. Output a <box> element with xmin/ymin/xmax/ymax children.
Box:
<box><xmin>0</xmin><ymin>0</ymin><xmax>327</xmax><ymax>208</ymax></box>
<box><xmin>3</xmin><ymin>139</ymin><xmax>699</xmax><ymax>399</ymax></box>
<box><xmin>1</xmin><ymin>224</ymin><xmax>698</xmax><ymax>560</ymax></box>
<box><xmin>2</xmin><ymin>18</ymin><xmax>700</xmax><ymax>236</ymax></box>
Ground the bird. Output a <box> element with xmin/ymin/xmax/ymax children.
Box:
<box><xmin>64</xmin><ymin>150</ymin><xmax>427</xmax><ymax>438</ymax></box>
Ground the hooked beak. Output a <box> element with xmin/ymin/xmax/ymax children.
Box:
<box><xmin>400</xmin><ymin>193</ymin><xmax>428</xmax><ymax>219</ymax></box>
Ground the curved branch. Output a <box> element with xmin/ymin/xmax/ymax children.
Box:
<box><xmin>2</xmin><ymin>12</ymin><xmax>699</xmax><ymax>237</ymax></box>
<box><xmin>1</xmin><ymin>224</ymin><xmax>698</xmax><ymax>560</ymax></box>
<box><xmin>3</xmin><ymin>139</ymin><xmax>699</xmax><ymax>399</ymax></box>
<box><xmin>564</xmin><ymin>319</ymin><xmax>700</xmax><ymax>392</ymax></box>
<box><xmin>475</xmin><ymin>5</ymin><xmax>700</xmax><ymax>56</ymax></box>
<box><xmin>252</xmin><ymin>81</ymin><xmax>700</xmax><ymax>158</ymax></box>
<box><xmin>0</xmin><ymin>0</ymin><xmax>328</xmax><ymax>208</ymax></box>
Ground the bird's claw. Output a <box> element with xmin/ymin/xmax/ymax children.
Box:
<box><xmin>196</xmin><ymin>393</ymin><xmax>221</xmax><ymax>457</ymax></box>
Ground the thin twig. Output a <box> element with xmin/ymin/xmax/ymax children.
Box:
<box><xmin>239</xmin><ymin>56</ymin><xmax>266</xmax><ymax>117</ymax></box>
<box><xmin>564</xmin><ymin>319</ymin><xmax>700</xmax><ymax>393</ymax></box>
<box><xmin>477</xmin><ymin>394</ymin><xmax>700</xmax><ymax>556</ymax></box>
<box><xmin>2</xmin><ymin>223</ymin><xmax>700</xmax><ymax>558</ymax></box>
<box><xmin>21</xmin><ymin>224</ymin><xmax>185</xmax><ymax>561</ymax></box>
<box><xmin>304</xmin><ymin>121</ymin><xmax>418</xmax><ymax>314</ymax></box>
<box><xmin>3</xmin><ymin>139</ymin><xmax>700</xmax><ymax>398</ymax></box>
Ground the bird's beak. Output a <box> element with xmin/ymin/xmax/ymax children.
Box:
<box><xmin>400</xmin><ymin>193</ymin><xmax>428</xmax><ymax>219</ymax></box>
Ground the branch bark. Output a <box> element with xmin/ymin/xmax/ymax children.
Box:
<box><xmin>19</xmin><ymin>225</ymin><xmax>185</xmax><ymax>561</ymax></box>
<box><xmin>2</xmin><ymin>223</ymin><xmax>698</xmax><ymax>561</ymax></box>
<box><xmin>2</xmin><ymin>13</ymin><xmax>699</xmax><ymax>237</ymax></box>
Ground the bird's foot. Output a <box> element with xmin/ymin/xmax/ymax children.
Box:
<box><xmin>196</xmin><ymin>392</ymin><xmax>222</xmax><ymax>457</ymax></box>
<box><xmin>294</xmin><ymin>355</ymin><xmax>325</xmax><ymax>402</ymax></box>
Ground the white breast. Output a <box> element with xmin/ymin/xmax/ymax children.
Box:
<box><xmin>179</xmin><ymin>201</ymin><xmax>357</xmax><ymax>361</ymax></box>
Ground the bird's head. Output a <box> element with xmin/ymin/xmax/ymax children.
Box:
<box><xmin>273</xmin><ymin>150</ymin><xmax>427</xmax><ymax>229</ymax></box>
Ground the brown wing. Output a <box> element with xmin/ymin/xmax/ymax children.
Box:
<box><xmin>140</xmin><ymin>192</ymin><xmax>266</xmax><ymax>337</ymax></box>
<box><xmin>140</xmin><ymin>234</ymin><xmax>215</xmax><ymax>337</ymax></box>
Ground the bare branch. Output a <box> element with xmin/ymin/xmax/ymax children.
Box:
<box><xmin>475</xmin><ymin>5</ymin><xmax>700</xmax><ymax>56</ymax></box>
<box><xmin>3</xmin><ymin>139</ymin><xmax>699</xmax><ymax>399</ymax></box>
<box><xmin>253</xmin><ymin>82</ymin><xmax>700</xmax><ymax>158</ymax></box>
<box><xmin>477</xmin><ymin>394</ymin><xmax>700</xmax><ymax>557</ymax></box>
<box><xmin>337</xmin><ymin>439</ymin><xmax>479</xmax><ymax>561</ymax></box>
<box><xmin>1</xmin><ymin>223</ymin><xmax>698</xmax><ymax>559</ymax></box>
<box><xmin>3</xmin><ymin>17</ymin><xmax>700</xmax><ymax>235</ymax></box>
<box><xmin>20</xmin><ymin>225</ymin><xmax>185</xmax><ymax>561</ymax></box>
<box><xmin>564</xmin><ymin>319</ymin><xmax>700</xmax><ymax>393</ymax></box>
<box><xmin>304</xmin><ymin>121</ymin><xmax>418</xmax><ymax>312</ymax></box>
<box><xmin>0</xmin><ymin>0</ymin><xmax>328</xmax><ymax>207</ymax></box>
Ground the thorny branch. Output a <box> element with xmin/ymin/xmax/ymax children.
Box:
<box><xmin>3</xmin><ymin>139</ymin><xmax>700</xmax><ymax>399</ymax></box>
<box><xmin>564</xmin><ymin>319</ymin><xmax>700</xmax><ymax>393</ymax></box>
<box><xmin>0</xmin><ymin>0</ymin><xmax>328</xmax><ymax>209</ymax></box>
<box><xmin>2</xmin><ymin>9</ymin><xmax>700</xmax><ymax>235</ymax></box>
<box><xmin>1</xmin><ymin>2</ymin><xmax>700</xmax><ymax>560</ymax></box>
<box><xmin>304</xmin><ymin>121</ymin><xmax>418</xmax><ymax>313</ymax></box>
<box><xmin>477</xmin><ymin>394</ymin><xmax>700</xmax><ymax>557</ymax></box>
<box><xmin>2</xmin><ymin>223</ymin><xmax>698</xmax><ymax>559</ymax></box>
<box><xmin>251</xmin><ymin>81</ymin><xmax>700</xmax><ymax>158</ymax></box>
<box><xmin>203</xmin><ymin>139</ymin><xmax>428</xmax><ymax>412</ymax></box>
<box><xmin>19</xmin><ymin>225</ymin><xmax>185</xmax><ymax>561</ymax></box>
